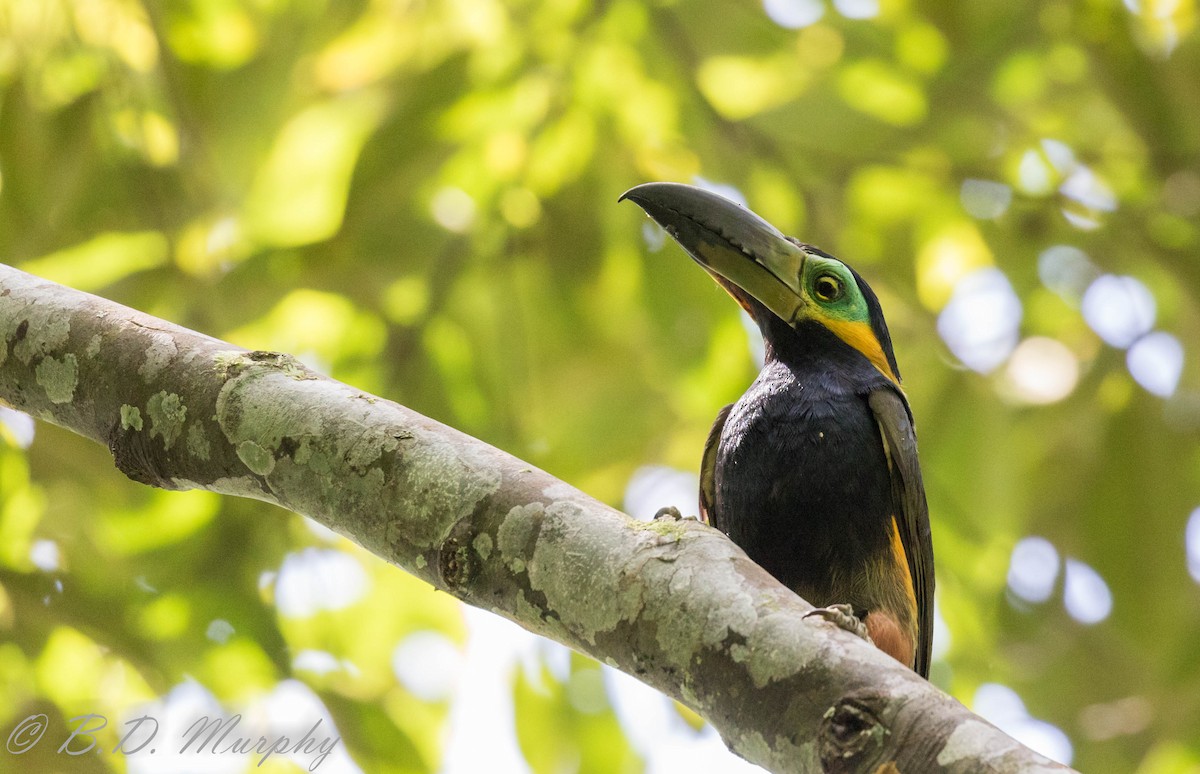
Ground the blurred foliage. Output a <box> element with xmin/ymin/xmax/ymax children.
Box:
<box><xmin>514</xmin><ymin>653</ymin><xmax>641</xmax><ymax>774</ymax></box>
<box><xmin>1</xmin><ymin>0</ymin><xmax>1200</xmax><ymax>771</ymax></box>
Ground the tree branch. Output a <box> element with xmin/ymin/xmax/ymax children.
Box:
<box><xmin>0</xmin><ymin>263</ymin><xmax>1072</xmax><ymax>774</ymax></box>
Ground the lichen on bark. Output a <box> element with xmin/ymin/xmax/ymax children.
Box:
<box><xmin>0</xmin><ymin>264</ymin><xmax>1077</xmax><ymax>774</ymax></box>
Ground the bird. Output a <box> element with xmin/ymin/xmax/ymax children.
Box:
<box><xmin>620</xmin><ymin>182</ymin><xmax>934</xmax><ymax>677</ymax></box>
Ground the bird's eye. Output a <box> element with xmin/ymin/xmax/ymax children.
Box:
<box><xmin>813</xmin><ymin>273</ymin><xmax>844</xmax><ymax>303</ymax></box>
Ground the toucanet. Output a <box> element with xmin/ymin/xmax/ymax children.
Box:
<box><xmin>622</xmin><ymin>182</ymin><xmax>934</xmax><ymax>677</ymax></box>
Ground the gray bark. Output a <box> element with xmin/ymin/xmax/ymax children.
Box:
<box><xmin>0</xmin><ymin>263</ymin><xmax>1073</xmax><ymax>774</ymax></box>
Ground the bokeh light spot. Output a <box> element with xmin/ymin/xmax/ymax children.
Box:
<box><xmin>1081</xmin><ymin>275</ymin><xmax>1156</xmax><ymax>348</ymax></box>
<box><xmin>763</xmin><ymin>0</ymin><xmax>824</xmax><ymax>28</ymax></box>
<box><xmin>275</xmin><ymin>548</ymin><xmax>369</xmax><ymax>618</ymax></box>
<box><xmin>293</xmin><ymin>649</ymin><xmax>342</xmax><ymax>676</ymax></box>
<box><xmin>1126</xmin><ymin>331</ymin><xmax>1183</xmax><ymax>397</ymax></box>
<box><xmin>431</xmin><ymin>187</ymin><xmax>477</xmax><ymax>233</ymax></box>
<box><xmin>1063</xmin><ymin>558</ymin><xmax>1112</xmax><ymax>625</ymax></box>
<box><xmin>640</xmin><ymin>221</ymin><xmax>666</xmax><ymax>252</ymax></box>
<box><xmin>1017</xmin><ymin>150</ymin><xmax>1055</xmax><ymax>195</ymax></box>
<box><xmin>916</xmin><ymin>222</ymin><xmax>994</xmax><ymax>310</ymax></box>
<box><xmin>975</xmin><ymin>683</ymin><xmax>1029</xmax><ymax>726</ymax></box>
<box><xmin>500</xmin><ymin>187</ymin><xmax>541</xmax><ymax>228</ymax></box>
<box><xmin>1186</xmin><ymin>507</ymin><xmax>1200</xmax><ymax>583</ymax></box>
<box><xmin>1042</xmin><ymin>138</ymin><xmax>1077</xmax><ymax>172</ymax></box>
<box><xmin>205</xmin><ymin>619</ymin><xmax>234</xmax><ymax>644</ymax></box>
<box><xmin>693</xmin><ymin>176</ymin><xmax>748</xmax><ymax>207</ymax></box>
<box><xmin>0</xmin><ymin>405</ymin><xmax>35</xmax><ymax>446</ymax></box>
<box><xmin>1007</xmin><ymin>536</ymin><xmax>1060</xmax><ymax>604</ymax></box>
<box><xmin>1003</xmin><ymin>337</ymin><xmax>1079</xmax><ymax>405</ymax></box>
<box><xmin>624</xmin><ymin>466</ymin><xmax>699</xmax><ymax>521</ymax></box>
<box><xmin>931</xmin><ymin>597</ymin><xmax>951</xmax><ymax>661</ymax></box>
<box><xmin>834</xmin><ymin>0</ymin><xmax>879</xmax><ymax>19</ymax></box>
<box><xmin>1079</xmin><ymin>695</ymin><xmax>1153</xmax><ymax>740</ymax></box>
<box><xmin>1017</xmin><ymin>720</ymin><xmax>1075</xmax><ymax>766</ymax></box>
<box><xmin>960</xmin><ymin>179</ymin><xmax>1012</xmax><ymax>219</ymax></box>
<box><xmin>937</xmin><ymin>268</ymin><xmax>1022</xmax><ymax>373</ymax></box>
<box><xmin>1060</xmin><ymin>164</ymin><xmax>1118</xmax><ymax>230</ymax></box>
<box><xmin>974</xmin><ymin>683</ymin><xmax>1074</xmax><ymax>765</ymax></box>
<box><xmin>30</xmin><ymin>540</ymin><xmax>60</xmax><ymax>572</ymax></box>
<box><xmin>1037</xmin><ymin>245</ymin><xmax>1097</xmax><ymax>300</ymax></box>
<box><xmin>392</xmin><ymin>632</ymin><xmax>462</xmax><ymax>701</ymax></box>
<box><xmin>1061</xmin><ymin>167</ymin><xmax>1117</xmax><ymax>212</ymax></box>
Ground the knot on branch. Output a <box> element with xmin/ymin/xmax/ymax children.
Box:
<box><xmin>215</xmin><ymin>350</ymin><xmax>318</xmax><ymax>382</ymax></box>
<box><xmin>818</xmin><ymin>694</ymin><xmax>892</xmax><ymax>773</ymax></box>
<box><xmin>438</xmin><ymin>517</ymin><xmax>479</xmax><ymax>591</ymax></box>
<box><xmin>109</xmin><ymin>420</ymin><xmax>180</xmax><ymax>490</ymax></box>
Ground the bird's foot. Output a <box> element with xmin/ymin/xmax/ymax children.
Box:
<box><xmin>804</xmin><ymin>604</ymin><xmax>873</xmax><ymax>644</ymax></box>
<box><xmin>653</xmin><ymin>506</ymin><xmax>699</xmax><ymax>522</ymax></box>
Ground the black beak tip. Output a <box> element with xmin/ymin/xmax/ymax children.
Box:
<box><xmin>621</xmin><ymin>183</ymin><xmax>689</xmax><ymax>226</ymax></box>
<box><xmin>618</xmin><ymin>184</ymin><xmax>650</xmax><ymax>205</ymax></box>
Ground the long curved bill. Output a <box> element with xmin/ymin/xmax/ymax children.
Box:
<box><xmin>620</xmin><ymin>182</ymin><xmax>808</xmax><ymax>325</ymax></box>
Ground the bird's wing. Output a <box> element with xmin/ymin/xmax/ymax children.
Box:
<box><xmin>699</xmin><ymin>404</ymin><xmax>733</xmax><ymax>527</ymax></box>
<box><xmin>868</xmin><ymin>388</ymin><xmax>935</xmax><ymax>678</ymax></box>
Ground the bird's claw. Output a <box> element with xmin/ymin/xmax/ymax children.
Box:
<box><xmin>804</xmin><ymin>603</ymin><xmax>873</xmax><ymax>644</ymax></box>
<box><xmin>653</xmin><ymin>506</ymin><xmax>698</xmax><ymax>521</ymax></box>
